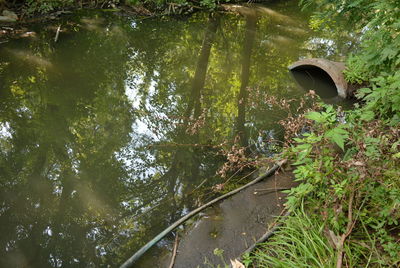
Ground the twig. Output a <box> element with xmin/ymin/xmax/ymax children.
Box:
<box><xmin>54</xmin><ymin>25</ymin><xmax>61</xmax><ymax>42</ymax></box>
<box><xmin>253</xmin><ymin>187</ymin><xmax>291</xmax><ymax>195</ymax></box>
<box><xmin>100</xmin><ymin>1</ymin><xmax>108</xmax><ymax>8</ymax></box>
<box><xmin>229</xmin><ymin>169</ymin><xmax>257</xmax><ymax>185</ymax></box>
<box><xmin>168</xmin><ymin>234</ymin><xmax>179</xmax><ymax>268</ymax></box>
<box><xmin>336</xmin><ymin>192</ymin><xmax>354</xmax><ymax>268</ymax></box>
<box><xmin>223</xmin><ymin>167</ymin><xmax>244</xmax><ymax>185</ymax></box>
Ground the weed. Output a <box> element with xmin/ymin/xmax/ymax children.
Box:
<box><xmin>253</xmin><ymin>206</ymin><xmax>336</xmax><ymax>268</ymax></box>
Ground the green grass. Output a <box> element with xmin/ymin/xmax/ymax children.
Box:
<box><xmin>252</xmin><ymin>207</ymin><xmax>336</xmax><ymax>268</ymax></box>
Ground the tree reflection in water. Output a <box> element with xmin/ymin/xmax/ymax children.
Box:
<box><xmin>0</xmin><ymin>2</ymin><xmax>354</xmax><ymax>266</ymax></box>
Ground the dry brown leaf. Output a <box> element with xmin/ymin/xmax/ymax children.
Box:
<box><xmin>230</xmin><ymin>259</ymin><xmax>245</xmax><ymax>268</ymax></box>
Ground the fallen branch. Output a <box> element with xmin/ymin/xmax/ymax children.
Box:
<box><xmin>168</xmin><ymin>234</ymin><xmax>179</xmax><ymax>268</ymax></box>
<box><xmin>253</xmin><ymin>187</ymin><xmax>291</xmax><ymax>195</ymax></box>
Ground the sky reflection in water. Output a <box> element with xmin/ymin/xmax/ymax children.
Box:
<box><xmin>0</xmin><ymin>2</ymin><xmax>355</xmax><ymax>266</ymax></box>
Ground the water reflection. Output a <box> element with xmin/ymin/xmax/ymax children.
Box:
<box><xmin>0</xmin><ymin>2</ymin><xmax>354</xmax><ymax>266</ymax></box>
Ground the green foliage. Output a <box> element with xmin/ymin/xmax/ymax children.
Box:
<box><xmin>24</xmin><ymin>0</ymin><xmax>74</xmax><ymax>14</ymax></box>
<box><xmin>258</xmin><ymin>1</ymin><xmax>400</xmax><ymax>266</ymax></box>
<box><xmin>20</xmin><ymin>0</ymin><xmax>123</xmax><ymax>14</ymax></box>
<box><xmin>12</xmin><ymin>0</ymin><xmax>226</xmax><ymax>16</ymax></box>
<box><xmin>203</xmin><ymin>248</ymin><xmax>230</xmax><ymax>268</ymax></box>
<box><xmin>200</xmin><ymin>0</ymin><xmax>218</xmax><ymax>9</ymax></box>
<box><xmin>278</xmin><ymin>104</ymin><xmax>400</xmax><ymax>266</ymax></box>
<box><xmin>355</xmin><ymin>70</ymin><xmax>400</xmax><ymax>124</ymax></box>
<box><xmin>324</xmin><ymin>126</ymin><xmax>348</xmax><ymax>151</ymax></box>
<box><xmin>253</xmin><ymin>207</ymin><xmax>336</xmax><ymax>268</ymax></box>
<box><xmin>302</xmin><ymin>0</ymin><xmax>400</xmax><ymax>122</ymax></box>
<box><xmin>303</xmin><ymin>106</ymin><xmax>349</xmax><ymax>150</ymax></box>
<box><xmin>241</xmin><ymin>252</ymin><xmax>252</xmax><ymax>267</ymax></box>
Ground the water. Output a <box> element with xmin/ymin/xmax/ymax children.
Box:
<box><xmin>0</xmin><ymin>2</ymin><xmax>354</xmax><ymax>266</ymax></box>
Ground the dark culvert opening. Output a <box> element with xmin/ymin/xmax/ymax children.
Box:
<box><xmin>290</xmin><ymin>66</ymin><xmax>338</xmax><ymax>99</ymax></box>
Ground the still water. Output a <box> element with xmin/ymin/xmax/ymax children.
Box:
<box><xmin>0</xmin><ymin>1</ymin><xmax>354</xmax><ymax>266</ymax></box>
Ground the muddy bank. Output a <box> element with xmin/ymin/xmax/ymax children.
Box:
<box><xmin>169</xmin><ymin>170</ymin><xmax>296</xmax><ymax>267</ymax></box>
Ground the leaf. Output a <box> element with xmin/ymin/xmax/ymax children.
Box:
<box><xmin>241</xmin><ymin>252</ymin><xmax>252</xmax><ymax>266</ymax></box>
<box><xmin>213</xmin><ymin>248</ymin><xmax>224</xmax><ymax>257</ymax></box>
<box><xmin>381</xmin><ymin>46</ymin><xmax>397</xmax><ymax>60</ymax></box>
<box><xmin>360</xmin><ymin>110</ymin><xmax>375</xmax><ymax>121</ymax></box>
<box><xmin>355</xmin><ymin>87</ymin><xmax>372</xmax><ymax>98</ymax></box>
<box><xmin>305</xmin><ymin>111</ymin><xmax>325</xmax><ymax>123</ymax></box>
<box><xmin>325</xmin><ymin>127</ymin><xmax>349</xmax><ymax>150</ymax></box>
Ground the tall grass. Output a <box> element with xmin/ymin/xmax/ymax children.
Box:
<box><xmin>252</xmin><ymin>208</ymin><xmax>336</xmax><ymax>268</ymax></box>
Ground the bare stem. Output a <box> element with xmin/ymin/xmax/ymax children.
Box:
<box><xmin>336</xmin><ymin>192</ymin><xmax>354</xmax><ymax>268</ymax></box>
<box><xmin>168</xmin><ymin>234</ymin><xmax>179</xmax><ymax>268</ymax></box>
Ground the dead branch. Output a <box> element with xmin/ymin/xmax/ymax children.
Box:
<box><xmin>336</xmin><ymin>192</ymin><xmax>354</xmax><ymax>268</ymax></box>
<box><xmin>168</xmin><ymin>234</ymin><xmax>179</xmax><ymax>268</ymax></box>
<box><xmin>253</xmin><ymin>187</ymin><xmax>291</xmax><ymax>195</ymax></box>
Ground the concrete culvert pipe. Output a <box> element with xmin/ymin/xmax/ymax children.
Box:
<box><xmin>289</xmin><ymin>58</ymin><xmax>351</xmax><ymax>98</ymax></box>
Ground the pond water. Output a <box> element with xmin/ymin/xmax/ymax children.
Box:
<box><xmin>0</xmin><ymin>1</ymin><xmax>354</xmax><ymax>267</ymax></box>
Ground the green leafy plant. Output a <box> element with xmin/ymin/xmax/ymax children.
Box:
<box><xmin>24</xmin><ymin>0</ymin><xmax>74</xmax><ymax>14</ymax></box>
<box><xmin>241</xmin><ymin>252</ymin><xmax>252</xmax><ymax>267</ymax></box>
<box><xmin>203</xmin><ymin>248</ymin><xmax>230</xmax><ymax>268</ymax></box>
<box><xmin>252</xmin><ymin>100</ymin><xmax>400</xmax><ymax>266</ymax></box>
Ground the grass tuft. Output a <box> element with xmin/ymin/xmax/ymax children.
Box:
<box><xmin>252</xmin><ymin>207</ymin><xmax>335</xmax><ymax>268</ymax></box>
